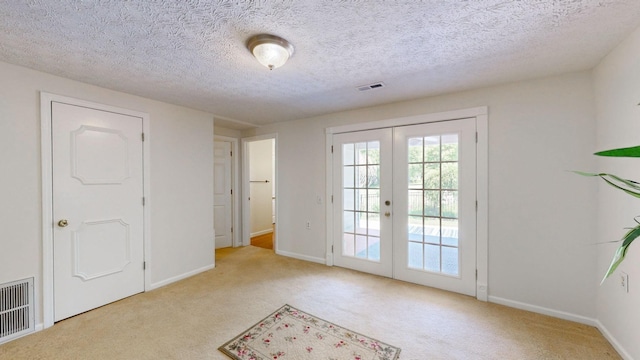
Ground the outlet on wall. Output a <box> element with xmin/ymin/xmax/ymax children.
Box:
<box><xmin>306</xmin><ymin>221</ymin><xmax>311</xmax><ymax>230</ymax></box>
<box><xmin>621</xmin><ymin>272</ymin><xmax>629</xmax><ymax>293</ymax></box>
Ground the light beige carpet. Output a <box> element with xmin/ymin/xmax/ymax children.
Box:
<box><xmin>0</xmin><ymin>246</ymin><xmax>621</xmax><ymax>359</ymax></box>
<box><xmin>218</xmin><ymin>304</ymin><xmax>400</xmax><ymax>360</ymax></box>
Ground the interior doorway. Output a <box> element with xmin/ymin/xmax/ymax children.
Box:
<box><xmin>242</xmin><ymin>135</ymin><xmax>277</xmax><ymax>250</ymax></box>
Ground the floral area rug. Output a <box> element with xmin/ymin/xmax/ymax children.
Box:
<box><xmin>218</xmin><ymin>304</ymin><xmax>401</xmax><ymax>360</ymax></box>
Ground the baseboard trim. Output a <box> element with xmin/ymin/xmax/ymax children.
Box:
<box><xmin>149</xmin><ymin>264</ymin><xmax>215</xmax><ymax>290</ymax></box>
<box><xmin>0</xmin><ymin>323</ymin><xmax>43</xmax><ymax>345</ymax></box>
<box><xmin>275</xmin><ymin>250</ymin><xmax>326</xmax><ymax>265</ymax></box>
<box><xmin>596</xmin><ymin>320</ymin><xmax>633</xmax><ymax>360</ymax></box>
<box><xmin>477</xmin><ymin>282</ymin><xmax>488</xmax><ymax>302</ymax></box>
<box><xmin>250</xmin><ymin>229</ymin><xmax>273</xmax><ymax>237</ymax></box>
<box><xmin>488</xmin><ymin>296</ymin><xmax>597</xmax><ymax>326</ymax></box>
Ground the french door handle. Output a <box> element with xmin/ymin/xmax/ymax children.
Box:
<box><xmin>58</xmin><ymin>219</ymin><xmax>69</xmax><ymax>227</ymax></box>
<box><xmin>384</xmin><ymin>212</ymin><xmax>391</xmax><ymax>217</ymax></box>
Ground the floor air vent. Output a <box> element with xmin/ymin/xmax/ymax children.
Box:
<box><xmin>0</xmin><ymin>278</ymin><xmax>34</xmax><ymax>343</ymax></box>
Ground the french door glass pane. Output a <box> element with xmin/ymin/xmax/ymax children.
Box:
<box><xmin>408</xmin><ymin>138</ymin><xmax>423</xmax><ymax>162</ymax></box>
<box><xmin>424</xmin><ymin>244</ymin><xmax>440</xmax><ymax>272</ymax></box>
<box><xmin>425</xmin><ymin>136</ymin><xmax>440</xmax><ymax>162</ymax></box>
<box><xmin>343</xmin><ymin>188</ymin><xmax>355</xmax><ymax>210</ymax></box>
<box><xmin>441</xmin><ymin>218</ymin><xmax>458</xmax><ymax>246</ymax></box>
<box><xmin>424</xmin><ymin>191</ymin><xmax>440</xmax><ymax>216</ymax></box>
<box><xmin>409</xmin><ymin>164</ymin><xmax>423</xmax><ymax>189</ymax></box>
<box><xmin>343</xmin><ymin>233</ymin><xmax>355</xmax><ymax>256</ymax></box>
<box><xmin>342</xmin><ymin>141</ymin><xmax>382</xmax><ymax>263</ymax></box>
<box><xmin>408</xmin><ymin>242</ymin><xmax>422</xmax><ymax>268</ymax></box>
<box><xmin>343</xmin><ymin>166</ymin><xmax>354</xmax><ymax>187</ymax></box>
<box><xmin>407</xmin><ymin>134</ymin><xmax>460</xmax><ymax>276</ymax></box>
<box><xmin>424</xmin><ymin>163</ymin><xmax>439</xmax><ymax>189</ymax></box>
<box><xmin>442</xmin><ymin>190</ymin><xmax>458</xmax><ymax>218</ymax></box>
<box><xmin>442</xmin><ymin>247</ymin><xmax>459</xmax><ymax>275</ymax></box>
<box><xmin>441</xmin><ymin>163</ymin><xmax>458</xmax><ymax>189</ymax></box>
<box><xmin>343</xmin><ymin>143</ymin><xmax>355</xmax><ymax>165</ymax></box>
<box><xmin>408</xmin><ymin>190</ymin><xmax>422</xmax><ymax>215</ymax></box>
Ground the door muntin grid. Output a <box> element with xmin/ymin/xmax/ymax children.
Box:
<box><xmin>342</xmin><ymin>141</ymin><xmax>381</xmax><ymax>262</ymax></box>
<box><xmin>407</xmin><ymin>134</ymin><xmax>460</xmax><ymax>276</ymax></box>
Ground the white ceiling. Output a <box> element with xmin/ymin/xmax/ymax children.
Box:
<box><xmin>1</xmin><ymin>1</ymin><xmax>639</xmax><ymax>130</ymax></box>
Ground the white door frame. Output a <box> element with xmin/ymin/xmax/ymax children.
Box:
<box><xmin>214</xmin><ymin>135</ymin><xmax>241</xmax><ymax>247</ymax></box>
<box><xmin>241</xmin><ymin>134</ymin><xmax>277</xmax><ymax>248</ymax></box>
<box><xmin>325</xmin><ymin>106</ymin><xmax>488</xmax><ymax>301</ymax></box>
<box><xmin>40</xmin><ymin>92</ymin><xmax>151</xmax><ymax>328</ymax></box>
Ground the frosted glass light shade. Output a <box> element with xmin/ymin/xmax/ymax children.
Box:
<box><xmin>247</xmin><ymin>34</ymin><xmax>294</xmax><ymax>70</ymax></box>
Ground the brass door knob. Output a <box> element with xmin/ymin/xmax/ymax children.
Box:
<box><xmin>58</xmin><ymin>219</ymin><xmax>68</xmax><ymax>227</ymax></box>
<box><xmin>384</xmin><ymin>212</ymin><xmax>391</xmax><ymax>217</ymax></box>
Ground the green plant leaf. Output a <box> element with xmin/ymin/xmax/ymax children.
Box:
<box><xmin>572</xmin><ymin>171</ymin><xmax>640</xmax><ymax>198</ymax></box>
<box><xmin>601</xmin><ymin>220</ymin><xmax>640</xmax><ymax>284</ymax></box>
<box><xmin>595</xmin><ymin>145</ymin><xmax>640</xmax><ymax>157</ymax></box>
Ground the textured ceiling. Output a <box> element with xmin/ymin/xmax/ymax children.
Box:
<box><xmin>1</xmin><ymin>1</ymin><xmax>640</xmax><ymax>129</ymax></box>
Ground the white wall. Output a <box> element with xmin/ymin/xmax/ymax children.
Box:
<box><xmin>249</xmin><ymin>139</ymin><xmax>274</xmax><ymax>235</ymax></box>
<box><xmin>246</xmin><ymin>71</ymin><xmax>599</xmax><ymax>320</ymax></box>
<box><xmin>214</xmin><ymin>125</ymin><xmax>242</xmax><ymax>139</ymax></box>
<box><xmin>0</xmin><ymin>61</ymin><xmax>215</xmax><ymax>327</ymax></box>
<box><xmin>148</xmin><ymin>106</ymin><xmax>215</xmax><ymax>287</ymax></box>
<box><xmin>593</xmin><ymin>26</ymin><xmax>640</xmax><ymax>360</ymax></box>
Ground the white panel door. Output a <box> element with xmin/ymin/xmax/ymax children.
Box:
<box><xmin>393</xmin><ymin>119</ymin><xmax>477</xmax><ymax>296</ymax></box>
<box><xmin>332</xmin><ymin>129</ymin><xmax>393</xmax><ymax>277</ymax></box>
<box><xmin>52</xmin><ymin>102</ymin><xmax>144</xmax><ymax>321</ymax></box>
<box><xmin>214</xmin><ymin>141</ymin><xmax>233</xmax><ymax>248</ymax></box>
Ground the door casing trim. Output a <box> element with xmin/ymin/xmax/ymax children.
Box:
<box><xmin>325</xmin><ymin>106</ymin><xmax>488</xmax><ymax>301</ymax></box>
<box><xmin>40</xmin><ymin>92</ymin><xmax>151</xmax><ymax>328</ymax></box>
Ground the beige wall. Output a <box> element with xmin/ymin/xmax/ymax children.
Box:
<box><xmin>214</xmin><ymin>124</ymin><xmax>242</xmax><ymax>139</ymax></box>
<box><xmin>246</xmin><ymin>71</ymin><xmax>599</xmax><ymax>320</ymax></box>
<box><xmin>0</xmin><ymin>61</ymin><xmax>215</xmax><ymax>327</ymax></box>
<box><xmin>594</xmin><ymin>25</ymin><xmax>640</xmax><ymax>360</ymax></box>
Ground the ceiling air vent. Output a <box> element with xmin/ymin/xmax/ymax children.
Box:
<box><xmin>357</xmin><ymin>82</ymin><xmax>385</xmax><ymax>92</ymax></box>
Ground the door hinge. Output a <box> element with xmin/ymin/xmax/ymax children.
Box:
<box><xmin>230</xmin><ymin>150</ymin><xmax>233</xmax><ymax>157</ymax></box>
<box><xmin>143</xmin><ymin>261</ymin><xmax>147</xmax><ymax>270</ymax></box>
<box><xmin>331</xmin><ymin>195</ymin><xmax>334</xmax><ymax>203</ymax></box>
<box><xmin>143</xmin><ymin>197</ymin><xmax>146</xmax><ymax>206</ymax></box>
<box><xmin>142</xmin><ymin>133</ymin><xmax>145</xmax><ymax>142</ymax></box>
<box><xmin>231</xmin><ymin>189</ymin><xmax>233</xmax><ymax>195</ymax></box>
<box><xmin>476</xmin><ymin>269</ymin><xmax>478</xmax><ymax>280</ymax></box>
<box><xmin>475</xmin><ymin>132</ymin><xmax>478</xmax><ymax>143</ymax></box>
<box><xmin>331</xmin><ymin>245</ymin><xmax>334</xmax><ymax>253</ymax></box>
<box><xmin>331</xmin><ymin>145</ymin><xmax>334</xmax><ymax>153</ymax></box>
<box><xmin>231</xmin><ymin>227</ymin><xmax>233</xmax><ymax>233</ymax></box>
<box><xmin>475</xmin><ymin>200</ymin><xmax>478</xmax><ymax>211</ymax></box>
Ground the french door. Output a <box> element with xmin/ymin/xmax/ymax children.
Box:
<box><xmin>332</xmin><ymin>118</ymin><xmax>477</xmax><ymax>296</ymax></box>
<box><xmin>332</xmin><ymin>129</ymin><xmax>393</xmax><ymax>277</ymax></box>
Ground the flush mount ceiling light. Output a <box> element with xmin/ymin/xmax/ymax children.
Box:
<box><xmin>247</xmin><ymin>34</ymin><xmax>294</xmax><ymax>70</ymax></box>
